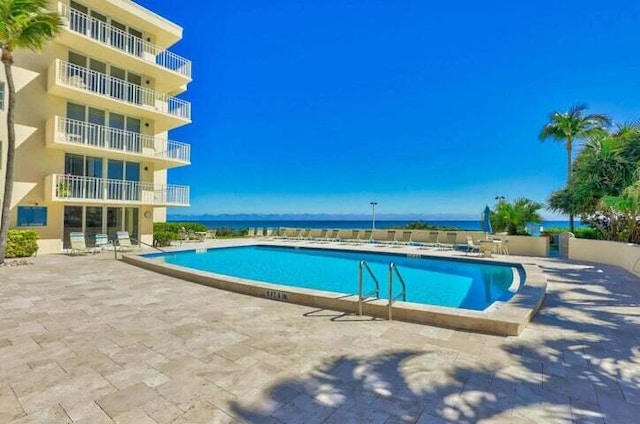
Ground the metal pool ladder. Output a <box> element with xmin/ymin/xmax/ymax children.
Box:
<box><xmin>357</xmin><ymin>260</ymin><xmax>380</xmax><ymax>316</ymax></box>
<box><xmin>388</xmin><ymin>263</ymin><xmax>407</xmax><ymax>320</ymax></box>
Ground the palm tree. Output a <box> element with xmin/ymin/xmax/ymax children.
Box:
<box><xmin>491</xmin><ymin>198</ymin><xmax>544</xmax><ymax>235</ymax></box>
<box><xmin>539</xmin><ymin>104</ymin><xmax>611</xmax><ymax>232</ymax></box>
<box><xmin>0</xmin><ymin>0</ymin><xmax>61</xmax><ymax>264</ymax></box>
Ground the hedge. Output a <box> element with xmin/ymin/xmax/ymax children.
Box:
<box><xmin>6</xmin><ymin>229</ymin><xmax>39</xmax><ymax>258</ymax></box>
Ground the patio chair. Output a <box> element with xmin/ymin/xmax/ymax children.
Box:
<box><xmin>466</xmin><ymin>236</ymin><xmax>480</xmax><ymax>255</ymax></box>
<box><xmin>116</xmin><ymin>231</ymin><xmax>135</xmax><ymax>252</ymax></box>
<box><xmin>281</xmin><ymin>228</ymin><xmax>300</xmax><ymax>240</ymax></box>
<box><xmin>360</xmin><ymin>230</ymin><xmax>374</xmax><ymax>244</ymax></box>
<box><xmin>425</xmin><ymin>231</ymin><xmax>440</xmax><ymax>249</ymax></box>
<box><xmin>396</xmin><ymin>231</ymin><xmax>413</xmax><ymax>246</ymax></box>
<box><xmin>311</xmin><ymin>228</ymin><xmax>328</xmax><ymax>242</ymax></box>
<box><xmin>347</xmin><ymin>229</ymin><xmax>362</xmax><ymax>244</ymax></box>
<box><xmin>69</xmin><ymin>232</ymin><xmax>92</xmax><ymax>255</ymax></box>
<box><xmin>298</xmin><ymin>228</ymin><xmax>312</xmax><ymax>241</ymax></box>
<box><xmin>320</xmin><ymin>229</ymin><xmax>340</xmax><ymax>243</ymax></box>
<box><xmin>440</xmin><ymin>232</ymin><xmax>458</xmax><ymax>250</ymax></box>
<box><xmin>94</xmin><ymin>233</ymin><xmax>111</xmax><ymax>252</ymax></box>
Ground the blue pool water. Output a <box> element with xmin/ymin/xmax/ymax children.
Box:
<box><xmin>147</xmin><ymin>246</ymin><xmax>517</xmax><ymax>310</ymax></box>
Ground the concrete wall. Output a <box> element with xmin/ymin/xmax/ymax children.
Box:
<box><xmin>569</xmin><ymin>238</ymin><xmax>640</xmax><ymax>277</ymax></box>
<box><xmin>283</xmin><ymin>228</ymin><xmax>550</xmax><ymax>257</ymax></box>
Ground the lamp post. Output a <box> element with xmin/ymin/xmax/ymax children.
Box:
<box><xmin>370</xmin><ymin>201</ymin><xmax>378</xmax><ymax>230</ymax></box>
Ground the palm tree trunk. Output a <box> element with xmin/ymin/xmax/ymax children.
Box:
<box><xmin>567</xmin><ymin>139</ymin><xmax>574</xmax><ymax>233</ymax></box>
<box><xmin>0</xmin><ymin>58</ymin><xmax>16</xmax><ymax>264</ymax></box>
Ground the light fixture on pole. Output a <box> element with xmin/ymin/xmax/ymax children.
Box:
<box><xmin>370</xmin><ymin>201</ymin><xmax>378</xmax><ymax>230</ymax></box>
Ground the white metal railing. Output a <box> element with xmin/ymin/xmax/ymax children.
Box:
<box><xmin>59</xmin><ymin>3</ymin><xmax>191</xmax><ymax>78</ymax></box>
<box><xmin>55</xmin><ymin>60</ymin><xmax>191</xmax><ymax>120</ymax></box>
<box><xmin>54</xmin><ymin>116</ymin><xmax>190</xmax><ymax>162</ymax></box>
<box><xmin>53</xmin><ymin>174</ymin><xmax>189</xmax><ymax>206</ymax></box>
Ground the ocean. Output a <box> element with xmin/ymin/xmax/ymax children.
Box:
<box><xmin>167</xmin><ymin>219</ymin><xmax>579</xmax><ymax>231</ymax></box>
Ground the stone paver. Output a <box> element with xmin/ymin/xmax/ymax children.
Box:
<box><xmin>0</xmin><ymin>245</ymin><xmax>639</xmax><ymax>423</ymax></box>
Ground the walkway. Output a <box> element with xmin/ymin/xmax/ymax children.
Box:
<box><xmin>0</xmin><ymin>246</ymin><xmax>639</xmax><ymax>423</ymax></box>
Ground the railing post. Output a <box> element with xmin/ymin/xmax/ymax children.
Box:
<box><xmin>358</xmin><ymin>261</ymin><xmax>363</xmax><ymax>316</ymax></box>
<box><xmin>388</xmin><ymin>263</ymin><xmax>394</xmax><ymax>320</ymax></box>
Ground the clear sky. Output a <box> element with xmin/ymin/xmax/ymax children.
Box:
<box><xmin>137</xmin><ymin>0</ymin><xmax>640</xmax><ymax>219</ymax></box>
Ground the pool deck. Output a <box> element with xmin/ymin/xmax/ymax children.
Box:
<box><xmin>1</xmin><ymin>240</ymin><xmax>639</xmax><ymax>423</ymax></box>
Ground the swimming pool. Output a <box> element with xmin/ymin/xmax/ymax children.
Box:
<box><xmin>145</xmin><ymin>245</ymin><xmax>517</xmax><ymax>311</ymax></box>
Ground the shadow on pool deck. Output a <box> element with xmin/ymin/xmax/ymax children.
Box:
<box><xmin>0</xmin><ymin>253</ymin><xmax>639</xmax><ymax>423</ymax></box>
<box><xmin>228</xmin><ymin>262</ymin><xmax>640</xmax><ymax>423</ymax></box>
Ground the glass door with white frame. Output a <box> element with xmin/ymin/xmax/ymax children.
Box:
<box><xmin>107</xmin><ymin>159</ymin><xmax>124</xmax><ymax>200</ymax></box>
<box><xmin>63</xmin><ymin>206</ymin><xmax>83</xmax><ymax>249</ymax></box>
<box><xmin>108</xmin><ymin>113</ymin><xmax>125</xmax><ymax>150</ymax></box>
<box><xmin>66</xmin><ymin>103</ymin><xmax>86</xmax><ymax>144</ymax></box>
<box><xmin>125</xmin><ymin>117</ymin><xmax>142</xmax><ymax>152</ymax></box>
<box><xmin>87</xmin><ymin>107</ymin><xmax>105</xmax><ymax>148</ymax></box>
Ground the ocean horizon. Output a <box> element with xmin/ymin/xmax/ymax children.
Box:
<box><xmin>167</xmin><ymin>218</ymin><xmax>581</xmax><ymax>232</ymax></box>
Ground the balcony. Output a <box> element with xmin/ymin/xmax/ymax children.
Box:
<box><xmin>48</xmin><ymin>59</ymin><xmax>191</xmax><ymax>131</ymax></box>
<box><xmin>58</xmin><ymin>3</ymin><xmax>191</xmax><ymax>92</ymax></box>
<box><xmin>46</xmin><ymin>174</ymin><xmax>190</xmax><ymax>207</ymax></box>
<box><xmin>46</xmin><ymin>116</ymin><xmax>190</xmax><ymax>168</ymax></box>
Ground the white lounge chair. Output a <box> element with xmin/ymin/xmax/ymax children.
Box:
<box><xmin>116</xmin><ymin>231</ymin><xmax>135</xmax><ymax>252</ymax></box>
<box><xmin>94</xmin><ymin>233</ymin><xmax>111</xmax><ymax>252</ymax></box>
<box><xmin>69</xmin><ymin>232</ymin><xmax>92</xmax><ymax>255</ymax></box>
<box><xmin>466</xmin><ymin>236</ymin><xmax>481</xmax><ymax>256</ymax></box>
<box><xmin>440</xmin><ymin>232</ymin><xmax>457</xmax><ymax>250</ymax></box>
<box><xmin>395</xmin><ymin>231</ymin><xmax>413</xmax><ymax>246</ymax></box>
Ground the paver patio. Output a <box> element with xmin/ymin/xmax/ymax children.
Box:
<box><xmin>0</xmin><ymin>245</ymin><xmax>639</xmax><ymax>423</ymax></box>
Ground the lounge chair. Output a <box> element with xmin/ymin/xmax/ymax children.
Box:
<box><xmin>178</xmin><ymin>228</ymin><xmax>188</xmax><ymax>244</ymax></box>
<box><xmin>281</xmin><ymin>228</ymin><xmax>300</xmax><ymax>240</ymax></box>
<box><xmin>311</xmin><ymin>229</ymin><xmax>328</xmax><ymax>242</ymax></box>
<box><xmin>346</xmin><ymin>229</ymin><xmax>361</xmax><ymax>244</ymax></box>
<box><xmin>94</xmin><ymin>233</ymin><xmax>111</xmax><ymax>252</ymax></box>
<box><xmin>69</xmin><ymin>232</ymin><xmax>92</xmax><ymax>255</ymax></box>
<box><xmin>298</xmin><ymin>229</ymin><xmax>312</xmax><ymax>241</ymax></box>
<box><xmin>395</xmin><ymin>231</ymin><xmax>413</xmax><ymax>246</ymax></box>
<box><xmin>440</xmin><ymin>232</ymin><xmax>457</xmax><ymax>250</ymax></box>
<box><xmin>425</xmin><ymin>231</ymin><xmax>440</xmax><ymax>249</ymax></box>
<box><xmin>319</xmin><ymin>229</ymin><xmax>340</xmax><ymax>243</ymax></box>
<box><xmin>116</xmin><ymin>231</ymin><xmax>135</xmax><ymax>252</ymax></box>
<box><xmin>207</xmin><ymin>229</ymin><xmax>217</xmax><ymax>239</ymax></box>
<box><xmin>359</xmin><ymin>230</ymin><xmax>374</xmax><ymax>244</ymax></box>
<box><xmin>246</xmin><ymin>228</ymin><xmax>257</xmax><ymax>238</ymax></box>
<box><xmin>466</xmin><ymin>236</ymin><xmax>480</xmax><ymax>255</ymax></box>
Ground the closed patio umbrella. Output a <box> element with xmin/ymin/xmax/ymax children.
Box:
<box><xmin>482</xmin><ymin>205</ymin><xmax>492</xmax><ymax>234</ymax></box>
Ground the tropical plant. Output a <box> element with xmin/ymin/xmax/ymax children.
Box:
<box><xmin>490</xmin><ymin>198</ymin><xmax>544</xmax><ymax>235</ymax></box>
<box><xmin>0</xmin><ymin>0</ymin><xmax>62</xmax><ymax>264</ymax></box>
<box><xmin>548</xmin><ymin>133</ymin><xmax>635</xmax><ymax>217</ymax></box>
<box><xmin>539</xmin><ymin>104</ymin><xmax>611</xmax><ymax>231</ymax></box>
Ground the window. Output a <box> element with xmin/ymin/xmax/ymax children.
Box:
<box><xmin>0</xmin><ymin>82</ymin><xmax>5</xmax><ymax>110</ymax></box>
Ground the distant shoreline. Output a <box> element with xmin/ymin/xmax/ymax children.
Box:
<box><xmin>167</xmin><ymin>218</ymin><xmax>580</xmax><ymax>231</ymax></box>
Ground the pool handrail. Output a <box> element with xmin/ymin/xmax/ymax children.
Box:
<box><xmin>388</xmin><ymin>262</ymin><xmax>407</xmax><ymax>320</ymax></box>
<box><xmin>358</xmin><ymin>260</ymin><xmax>380</xmax><ymax>316</ymax></box>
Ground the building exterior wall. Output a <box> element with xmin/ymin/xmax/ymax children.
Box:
<box><xmin>0</xmin><ymin>0</ymin><xmax>191</xmax><ymax>254</ymax></box>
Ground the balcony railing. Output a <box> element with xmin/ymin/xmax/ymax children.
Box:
<box><xmin>52</xmin><ymin>174</ymin><xmax>189</xmax><ymax>206</ymax></box>
<box><xmin>53</xmin><ymin>116</ymin><xmax>190</xmax><ymax>163</ymax></box>
<box><xmin>54</xmin><ymin>60</ymin><xmax>191</xmax><ymax>121</ymax></box>
<box><xmin>59</xmin><ymin>2</ymin><xmax>191</xmax><ymax>78</ymax></box>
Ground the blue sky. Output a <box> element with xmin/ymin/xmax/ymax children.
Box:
<box><xmin>137</xmin><ymin>0</ymin><xmax>640</xmax><ymax>218</ymax></box>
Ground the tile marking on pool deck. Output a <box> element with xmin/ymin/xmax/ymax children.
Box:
<box><xmin>0</xmin><ymin>245</ymin><xmax>639</xmax><ymax>423</ymax></box>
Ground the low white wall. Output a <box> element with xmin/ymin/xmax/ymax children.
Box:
<box><xmin>285</xmin><ymin>228</ymin><xmax>549</xmax><ymax>257</ymax></box>
<box><xmin>569</xmin><ymin>238</ymin><xmax>640</xmax><ymax>277</ymax></box>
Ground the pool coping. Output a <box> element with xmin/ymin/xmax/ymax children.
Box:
<box><xmin>122</xmin><ymin>241</ymin><xmax>547</xmax><ymax>336</ymax></box>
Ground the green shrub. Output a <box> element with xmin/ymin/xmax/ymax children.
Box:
<box><xmin>216</xmin><ymin>226</ymin><xmax>248</xmax><ymax>237</ymax></box>
<box><xmin>573</xmin><ymin>227</ymin><xmax>602</xmax><ymax>240</ymax></box>
<box><xmin>153</xmin><ymin>230</ymin><xmax>176</xmax><ymax>247</ymax></box>
<box><xmin>6</xmin><ymin>230</ymin><xmax>39</xmax><ymax>258</ymax></box>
